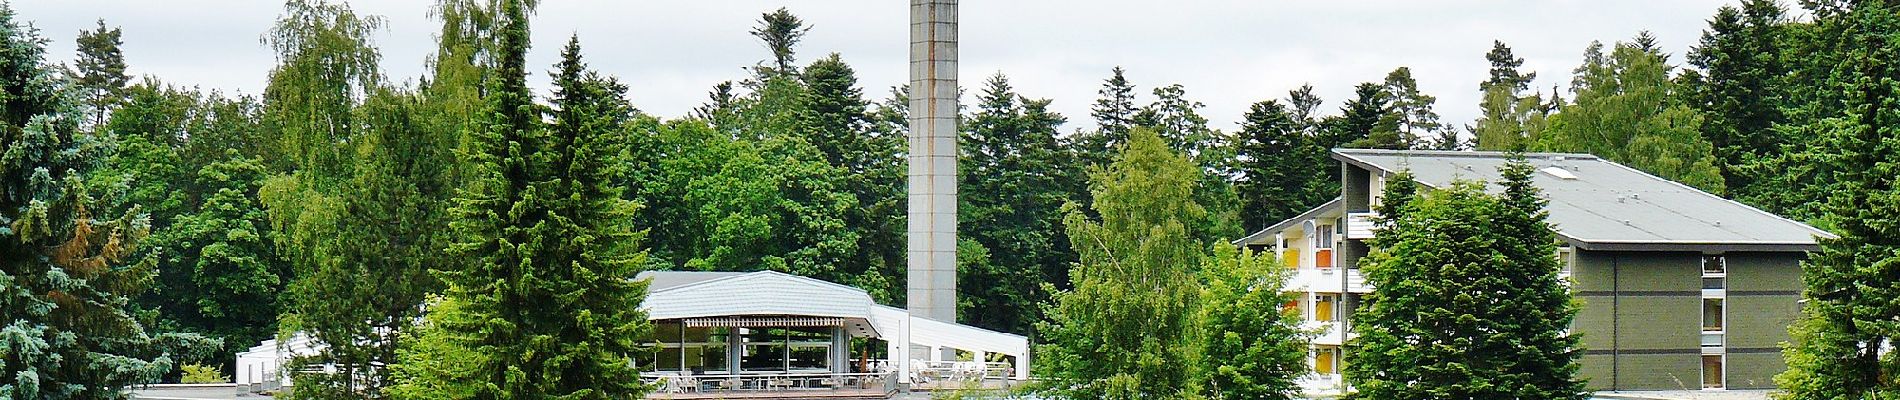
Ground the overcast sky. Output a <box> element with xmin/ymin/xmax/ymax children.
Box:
<box><xmin>15</xmin><ymin>0</ymin><xmax>1747</xmax><ymax>133</ymax></box>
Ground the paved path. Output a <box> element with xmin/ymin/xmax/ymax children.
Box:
<box><xmin>1596</xmin><ymin>390</ymin><xmax>1772</xmax><ymax>400</ymax></box>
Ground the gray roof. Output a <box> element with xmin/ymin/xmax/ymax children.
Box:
<box><xmin>638</xmin><ymin>270</ymin><xmax>877</xmax><ymax>322</ymax></box>
<box><xmin>636</xmin><ymin>270</ymin><xmax>748</xmax><ymax>291</ymax></box>
<box><xmin>1233</xmin><ymin>197</ymin><xmax>1342</xmax><ymax>246</ymax></box>
<box><xmin>1333</xmin><ymin>149</ymin><xmax>1834</xmax><ymax>251</ymax></box>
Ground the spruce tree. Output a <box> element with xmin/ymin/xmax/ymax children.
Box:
<box><xmin>1194</xmin><ymin>245</ymin><xmax>1309</xmax><ymax>400</ymax></box>
<box><xmin>391</xmin><ymin>9</ymin><xmax>653</xmax><ymax>395</ymax></box>
<box><xmin>1347</xmin><ymin>162</ymin><xmax>1585</xmax><ymax>400</ymax></box>
<box><xmin>1683</xmin><ymin>0</ymin><xmax>1790</xmax><ymax>208</ymax></box>
<box><xmin>959</xmin><ymin>73</ymin><xmax>1079</xmax><ymax>333</ymax></box>
<box><xmin>1</xmin><ymin>4</ymin><xmax>215</xmax><ymax>396</ymax></box>
<box><xmin>1035</xmin><ymin>129</ymin><xmax>1202</xmax><ymax>400</ymax></box>
<box><xmin>1484</xmin><ymin>40</ymin><xmax>1536</xmax><ymax>92</ymax></box>
<box><xmin>1775</xmin><ymin>2</ymin><xmax>1900</xmax><ymax>398</ymax></box>
<box><xmin>1076</xmin><ymin>66</ymin><xmax>1139</xmax><ymax>168</ymax></box>
<box><xmin>1233</xmin><ymin>99</ymin><xmax>1309</xmax><ymax>231</ymax></box>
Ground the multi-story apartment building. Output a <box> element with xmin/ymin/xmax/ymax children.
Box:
<box><xmin>1234</xmin><ymin>149</ymin><xmax>1833</xmax><ymax>393</ymax></box>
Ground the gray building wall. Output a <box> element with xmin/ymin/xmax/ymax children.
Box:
<box><xmin>1570</xmin><ymin>249</ymin><xmax>1804</xmax><ymax>390</ymax></box>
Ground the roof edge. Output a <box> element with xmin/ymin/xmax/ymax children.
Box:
<box><xmin>1233</xmin><ymin>197</ymin><xmax>1343</xmax><ymax>246</ymax></box>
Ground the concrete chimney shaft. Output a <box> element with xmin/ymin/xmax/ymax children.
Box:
<box><xmin>906</xmin><ymin>0</ymin><xmax>957</xmax><ymax>323</ymax></box>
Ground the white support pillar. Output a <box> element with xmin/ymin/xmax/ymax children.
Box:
<box><xmin>907</xmin><ymin>0</ymin><xmax>959</xmax><ymax>325</ymax></box>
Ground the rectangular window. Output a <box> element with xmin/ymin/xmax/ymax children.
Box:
<box><xmin>1315</xmin><ymin>294</ymin><xmax>1336</xmax><ymax>322</ymax></box>
<box><xmin>1315</xmin><ymin>346</ymin><xmax>1338</xmax><ymax>374</ymax></box>
<box><xmin>1702</xmin><ymin>355</ymin><xmax>1725</xmax><ymax>389</ymax></box>
<box><xmin>1704</xmin><ymin>298</ymin><xmax>1725</xmax><ymax>332</ymax></box>
<box><xmin>1703</xmin><ymin>277</ymin><xmax>1726</xmax><ymax>290</ymax></box>
<box><xmin>1315</xmin><ymin>226</ymin><xmax>1335</xmax><ymax>249</ymax></box>
<box><xmin>1703</xmin><ymin>255</ymin><xmax>1727</xmax><ymax>276</ymax></box>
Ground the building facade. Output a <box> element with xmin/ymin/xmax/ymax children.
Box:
<box><xmin>1234</xmin><ymin>149</ymin><xmax>1831</xmax><ymax>392</ymax></box>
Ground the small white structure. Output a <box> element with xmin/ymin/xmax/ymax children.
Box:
<box><xmin>237</xmin><ymin>270</ymin><xmax>1029</xmax><ymax>396</ymax></box>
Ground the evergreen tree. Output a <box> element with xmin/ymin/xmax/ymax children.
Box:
<box><xmin>1194</xmin><ymin>245</ymin><xmax>1308</xmax><ymax>400</ymax></box>
<box><xmin>1775</xmin><ymin>2</ymin><xmax>1900</xmax><ymax>398</ymax></box>
<box><xmin>959</xmin><ymin>73</ymin><xmax>1079</xmax><ymax>333</ymax></box>
<box><xmin>392</xmin><ymin>8</ymin><xmax>653</xmax><ymax>396</ymax></box>
<box><xmin>1035</xmin><ymin>129</ymin><xmax>1203</xmax><ymax>400</ymax></box>
<box><xmin>751</xmin><ymin>7</ymin><xmax>808</xmax><ymax>76</ymax></box>
<box><xmin>1537</xmin><ymin>37</ymin><xmax>1726</xmax><ymax>193</ymax></box>
<box><xmin>1473</xmin><ymin>40</ymin><xmax>1550</xmax><ymax>151</ymax></box>
<box><xmin>798</xmin><ymin>52</ymin><xmax>908</xmax><ymax>303</ymax></box>
<box><xmin>1</xmin><ymin>4</ymin><xmax>215</xmax><ymax>396</ymax></box>
<box><xmin>1683</xmin><ymin>0</ymin><xmax>1790</xmax><ymax>207</ymax></box>
<box><xmin>1075</xmin><ymin>66</ymin><xmax>1140</xmax><ymax>168</ymax></box>
<box><xmin>1346</xmin><ymin>164</ymin><xmax>1585</xmax><ymax>399</ymax></box>
<box><xmin>1381</xmin><ymin>67</ymin><xmax>1445</xmax><ymax>149</ymax></box>
<box><xmin>1337</xmin><ymin>82</ymin><xmax>1402</xmax><ymax>149</ymax></box>
<box><xmin>1233</xmin><ymin>99</ymin><xmax>1311</xmax><ymax>231</ymax></box>
<box><xmin>1484</xmin><ymin>40</ymin><xmax>1536</xmax><ymax>92</ymax></box>
<box><xmin>71</xmin><ymin>19</ymin><xmax>129</xmax><ymax>129</ymax></box>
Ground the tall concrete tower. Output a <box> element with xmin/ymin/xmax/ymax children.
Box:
<box><xmin>907</xmin><ymin>0</ymin><xmax>957</xmax><ymax>323</ymax></box>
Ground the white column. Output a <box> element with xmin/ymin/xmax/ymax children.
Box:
<box><xmin>907</xmin><ymin>0</ymin><xmax>959</xmax><ymax>325</ymax></box>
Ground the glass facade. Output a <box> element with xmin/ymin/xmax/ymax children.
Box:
<box><xmin>645</xmin><ymin>324</ymin><xmax>840</xmax><ymax>374</ymax></box>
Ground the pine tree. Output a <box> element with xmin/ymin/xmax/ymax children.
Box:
<box><xmin>798</xmin><ymin>52</ymin><xmax>908</xmax><ymax>303</ymax></box>
<box><xmin>1346</xmin><ymin>163</ymin><xmax>1585</xmax><ymax>399</ymax></box>
<box><xmin>1194</xmin><ymin>245</ymin><xmax>1308</xmax><ymax>400</ymax></box>
<box><xmin>71</xmin><ymin>19</ymin><xmax>129</xmax><ymax>129</ymax></box>
<box><xmin>1484</xmin><ymin>40</ymin><xmax>1536</xmax><ymax>92</ymax></box>
<box><xmin>751</xmin><ymin>7</ymin><xmax>808</xmax><ymax>77</ymax></box>
<box><xmin>1381</xmin><ymin>67</ymin><xmax>1445</xmax><ymax>149</ymax></box>
<box><xmin>1035</xmin><ymin>129</ymin><xmax>1203</xmax><ymax>400</ymax></box>
<box><xmin>1775</xmin><ymin>2</ymin><xmax>1900</xmax><ymax>398</ymax></box>
<box><xmin>392</xmin><ymin>3</ymin><xmax>653</xmax><ymax>394</ymax></box>
<box><xmin>1</xmin><ymin>4</ymin><xmax>216</xmax><ymax>396</ymax></box>
<box><xmin>1537</xmin><ymin>36</ymin><xmax>1726</xmax><ymax>193</ymax></box>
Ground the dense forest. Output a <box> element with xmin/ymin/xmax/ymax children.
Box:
<box><xmin>6</xmin><ymin>0</ymin><xmax>1900</xmax><ymax>398</ymax></box>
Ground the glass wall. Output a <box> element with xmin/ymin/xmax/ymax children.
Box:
<box><xmin>644</xmin><ymin>323</ymin><xmax>841</xmax><ymax>374</ymax></box>
<box><xmin>651</xmin><ymin>324</ymin><xmax>731</xmax><ymax>373</ymax></box>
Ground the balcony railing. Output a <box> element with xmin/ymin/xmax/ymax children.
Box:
<box><xmin>1345</xmin><ymin>212</ymin><xmax>1379</xmax><ymax>239</ymax></box>
<box><xmin>643</xmin><ymin>371</ymin><xmax>896</xmax><ymax>398</ymax></box>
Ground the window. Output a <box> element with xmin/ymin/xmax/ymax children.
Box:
<box><xmin>1703</xmin><ymin>277</ymin><xmax>1726</xmax><ymax>290</ymax></box>
<box><xmin>1703</xmin><ymin>299</ymin><xmax>1725</xmax><ymax>332</ymax></box>
<box><xmin>1315</xmin><ymin>346</ymin><xmax>1339</xmax><ymax>374</ymax></box>
<box><xmin>1703</xmin><ymin>255</ymin><xmax>1727</xmax><ymax>276</ymax></box>
<box><xmin>1556</xmin><ymin>246</ymin><xmax>1575</xmax><ymax>278</ymax></box>
<box><xmin>1315</xmin><ymin>295</ymin><xmax>1337</xmax><ymax>322</ymax></box>
<box><xmin>1315</xmin><ymin>225</ymin><xmax>1335</xmax><ymax>249</ymax></box>
<box><xmin>1702</xmin><ymin>355</ymin><xmax>1725</xmax><ymax>389</ymax></box>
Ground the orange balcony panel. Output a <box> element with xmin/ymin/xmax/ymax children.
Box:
<box><xmin>1316</xmin><ymin>249</ymin><xmax>1335</xmax><ymax>268</ymax></box>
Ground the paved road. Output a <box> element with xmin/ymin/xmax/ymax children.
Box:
<box><xmin>128</xmin><ymin>385</ymin><xmax>264</xmax><ymax>400</ymax></box>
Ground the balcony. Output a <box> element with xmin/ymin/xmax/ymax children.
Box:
<box><xmin>644</xmin><ymin>371</ymin><xmax>897</xmax><ymax>399</ymax></box>
<box><xmin>1306</xmin><ymin>321</ymin><xmax>1356</xmax><ymax>346</ymax></box>
<box><xmin>1345</xmin><ymin>212</ymin><xmax>1380</xmax><ymax>239</ymax></box>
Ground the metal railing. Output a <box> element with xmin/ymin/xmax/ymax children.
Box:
<box><xmin>911</xmin><ymin>361</ymin><xmax>1012</xmax><ymax>382</ymax></box>
<box><xmin>642</xmin><ymin>371</ymin><xmax>896</xmax><ymax>395</ymax></box>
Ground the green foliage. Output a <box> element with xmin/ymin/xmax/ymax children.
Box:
<box><xmin>1346</xmin><ymin>162</ymin><xmax>1586</xmax><ymax>400</ymax></box>
<box><xmin>0</xmin><ymin>3</ymin><xmax>217</xmax><ymax>396</ymax></box>
<box><xmin>1338</xmin><ymin>82</ymin><xmax>1403</xmax><ymax>150</ymax></box>
<box><xmin>1683</xmin><ymin>0</ymin><xmax>1790</xmax><ymax>203</ymax></box>
<box><xmin>1537</xmin><ymin>37</ymin><xmax>1726</xmax><ymax>193</ymax></box>
<box><xmin>751</xmin><ymin>7</ymin><xmax>809</xmax><ymax>76</ymax></box>
<box><xmin>390</xmin><ymin>10</ymin><xmax>653</xmax><ymax>396</ymax></box>
<box><xmin>70</xmin><ymin>19</ymin><xmax>129</xmax><ymax>129</ymax></box>
<box><xmin>1774</xmin><ymin>2</ymin><xmax>1900</xmax><ymax>398</ymax></box>
<box><xmin>1472</xmin><ymin>40</ymin><xmax>1554</xmax><ymax>151</ymax></box>
<box><xmin>1382</xmin><ymin>67</ymin><xmax>1447</xmax><ymax>150</ymax></box>
<box><xmin>958</xmin><ymin>73</ymin><xmax>1082</xmax><ymax>333</ymax></box>
<box><xmin>180</xmin><ymin>363</ymin><xmax>230</xmax><ymax>384</ymax></box>
<box><xmin>1035</xmin><ymin>129</ymin><xmax>1204</xmax><ymax>400</ymax></box>
<box><xmin>1194</xmin><ymin>245</ymin><xmax>1308</xmax><ymax>400</ymax></box>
